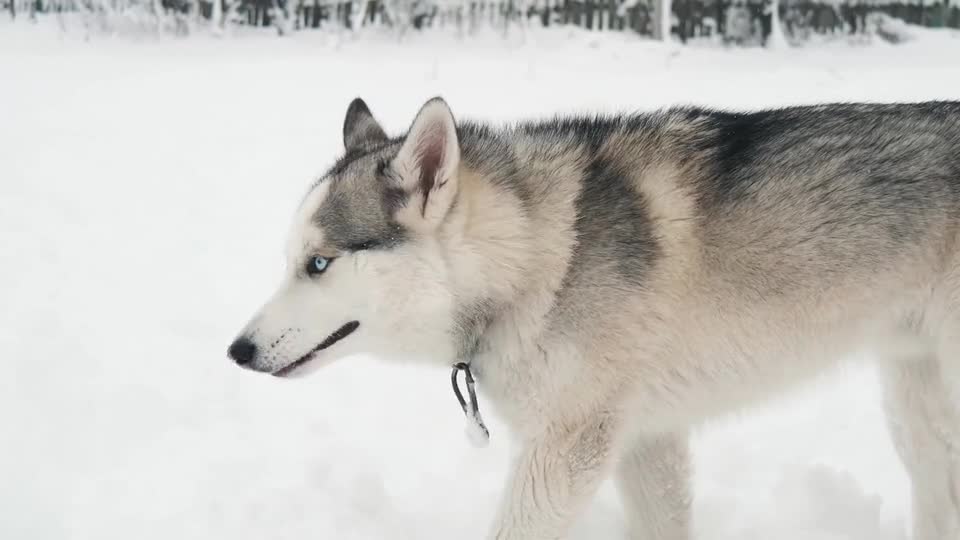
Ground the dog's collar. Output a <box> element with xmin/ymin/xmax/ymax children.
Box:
<box><xmin>451</xmin><ymin>362</ymin><xmax>490</xmax><ymax>447</ymax></box>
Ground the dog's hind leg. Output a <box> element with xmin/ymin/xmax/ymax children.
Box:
<box><xmin>615</xmin><ymin>431</ymin><xmax>691</xmax><ymax>540</ymax></box>
<box><xmin>880</xmin><ymin>348</ymin><xmax>960</xmax><ymax>540</ymax></box>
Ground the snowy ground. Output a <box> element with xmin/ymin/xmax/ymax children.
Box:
<box><xmin>3</xmin><ymin>19</ymin><xmax>960</xmax><ymax>540</ymax></box>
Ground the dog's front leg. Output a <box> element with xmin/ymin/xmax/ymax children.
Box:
<box><xmin>488</xmin><ymin>414</ymin><xmax>618</xmax><ymax>540</ymax></box>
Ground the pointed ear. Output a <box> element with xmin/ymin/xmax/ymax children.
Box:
<box><xmin>391</xmin><ymin>98</ymin><xmax>460</xmax><ymax>229</ymax></box>
<box><xmin>343</xmin><ymin>98</ymin><xmax>387</xmax><ymax>151</ymax></box>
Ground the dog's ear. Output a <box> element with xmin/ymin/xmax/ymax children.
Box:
<box><xmin>391</xmin><ymin>97</ymin><xmax>460</xmax><ymax>230</ymax></box>
<box><xmin>343</xmin><ymin>98</ymin><xmax>387</xmax><ymax>151</ymax></box>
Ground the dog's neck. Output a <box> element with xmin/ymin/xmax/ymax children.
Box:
<box><xmin>437</xmin><ymin>153</ymin><xmax>582</xmax><ymax>430</ymax></box>
<box><xmin>439</xmin><ymin>166</ymin><xmax>535</xmax><ymax>363</ymax></box>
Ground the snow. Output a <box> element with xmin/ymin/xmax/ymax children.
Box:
<box><xmin>2</xmin><ymin>19</ymin><xmax>960</xmax><ymax>540</ymax></box>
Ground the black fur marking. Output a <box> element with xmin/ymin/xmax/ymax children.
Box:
<box><xmin>327</xmin><ymin>140</ymin><xmax>400</xmax><ymax>177</ymax></box>
<box><xmin>693</xmin><ymin>101</ymin><xmax>960</xmax><ymax>254</ymax></box>
<box><xmin>381</xmin><ymin>185</ymin><xmax>409</xmax><ymax>213</ymax></box>
<box><xmin>458</xmin><ymin>122</ymin><xmax>532</xmax><ymax>207</ymax></box>
<box><xmin>375</xmin><ymin>158</ymin><xmax>389</xmax><ymax>178</ymax></box>
<box><xmin>519</xmin><ymin>116</ymin><xmax>623</xmax><ymax>155</ymax></box>
<box><xmin>565</xmin><ymin>154</ymin><xmax>659</xmax><ymax>286</ymax></box>
<box><xmin>698</xmin><ymin>102</ymin><xmax>960</xmax><ymax>210</ymax></box>
<box><xmin>699</xmin><ymin>109</ymin><xmax>782</xmax><ymax>203</ymax></box>
<box><xmin>343</xmin><ymin>98</ymin><xmax>388</xmax><ymax>151</ymax></box>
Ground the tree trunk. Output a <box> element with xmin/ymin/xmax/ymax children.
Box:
<box><xmin>211</xmin><ymin>0</ymin><xmax>223</xmax><ymax>33</ymax></box>
<box><xmin>272</xmin><ymin>0</ymin><xmax>287</xmax><ymax>34</ymax></box>
<box><xmin>651</xmin><ymin>0</ymin><xmax>660</xmax><ymax>37</ymax></box>
<box><xmin>10</xmin><ymin>0</ymin><xmax>16</xmax><ymax>20</ymax></box>
<box><xmin>151</xmin><ymin>0</ymin><xmax>165</xmax><ymax>33</ymax></box>
<box><xmin>350</xmin><ymin>0</ymin><xmax>369</xmax><ymax>29</ymax></box>
<box><xmin>656</xmin><ymin>0</ymin><xmax>672</xmax><ymax>40</ymax></box>
<box><xmin>767</xmin><ymin>0</ymin><xmax>786</xmax><ymax>46</ymax></box>
<box><xmin>187</xmin><ymin>0</ymin><xmax>200</xmax><ymax>32</ymax></box>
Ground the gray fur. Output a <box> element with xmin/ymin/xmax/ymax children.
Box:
<box><xmin>453</xmin><ymin>297</ymin><xmax>499</xmax><ymax>360</ymax></box>
<box><xmin>314</xmin><ymin>147</ymin><xmax>408</xmax><ymax>251</ymax></box>
<box><xmin>456</xmin><ymin>123</ymin><xmax>533</xmax><ymax>207</ymax></box>
<box><xmin>342</xmin><ymin>97</ymin><xmax>388</xmax><ymax>151</ymax></box>
<box><xmin>566</xmin><ymin>154</ymin><xmax>659</xmax><ymax>287</ymax></box>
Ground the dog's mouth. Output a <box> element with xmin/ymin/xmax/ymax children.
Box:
<box><xmin>272</xmin><ymin>321</ymin><xmax>360</xmax><ymax>378</ymax></box>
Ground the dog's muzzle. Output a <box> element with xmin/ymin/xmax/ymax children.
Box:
<box><xmin>271</xmin><ymin>321</ymin><xmax>360</xmax><ymax>377</ymax></box>
<box><xmin>227</xmin><ymin>321</ymin><xmax>360</xmax><ymax>376</ymax></box>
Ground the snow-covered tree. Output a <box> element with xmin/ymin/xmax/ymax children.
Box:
<box><xmin>211</xmin><ymin>0</ymin><xmax>223</xmax><ymax>33</ymax></box>
<box><xmin>270</xmin><ymin>0</ymin><xmax>295</xmax><ymax>35</ymax></box>
<box><xmin>657</xmin><ymin>0</ymin><xmax>672</xmax><ymax>40</ymax></box>
<box><xmin>767</xmin><ymin>0</ymin><xmax>787</xmax><ymax>46</ymax></box>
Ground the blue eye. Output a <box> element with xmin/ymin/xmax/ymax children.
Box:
<box><xmin>307</xmin><ymin>255</ymin><xmax>331</xmax><ymax>276</ymax></box>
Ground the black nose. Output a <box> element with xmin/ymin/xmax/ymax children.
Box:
<box><xmin>228</xmin><ymin>337</ymin><xmax>257</xmax><ymax>365</ymax></box>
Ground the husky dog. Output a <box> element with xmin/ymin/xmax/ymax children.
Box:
<box><xmin>229</xmin><ymin>97</ymin><xmax>960</xmax><ymax>540</ymax></box>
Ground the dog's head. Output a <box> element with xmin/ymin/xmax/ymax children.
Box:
<box><xmin>228</xmin><ymin>97</ymin><xmax>463</xmax><ymax>377</ymax></box>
